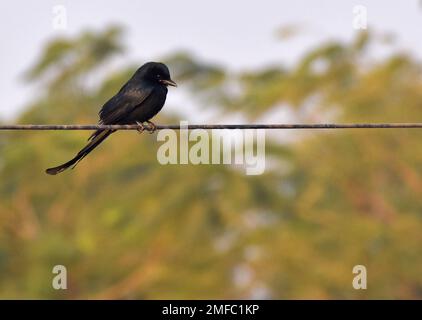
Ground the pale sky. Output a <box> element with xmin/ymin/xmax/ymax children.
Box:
<box><xmin>0</xmin><ymin>0</ymin><xmax>421</xmax><ymax>120</ymax></box>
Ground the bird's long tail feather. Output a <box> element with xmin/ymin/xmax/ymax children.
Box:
<box><xmin>45</xmin><ymin>129</ymin><xmax>114</xmax><ymax>175</ymax></box>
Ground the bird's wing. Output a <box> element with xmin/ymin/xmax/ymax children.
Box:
<box><xmin>99</xmin><ymin>85</ymin><xmax>154</xmax><ymax>125</ymax></box>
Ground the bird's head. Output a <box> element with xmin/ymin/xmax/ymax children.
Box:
<box><xmin>135</xmin><ymin>62</ymin><xmax>177</xmax><ymax>87</ymax></box>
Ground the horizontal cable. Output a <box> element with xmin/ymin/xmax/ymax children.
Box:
<box><xmin>1</xmin><ymin>123</ymin><xmax>422</xmax><ymax>131</ymax></box>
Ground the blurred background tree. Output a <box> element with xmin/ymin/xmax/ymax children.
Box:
<box><xmin>0</xmin><ymin>26</ymin><xmax>421</xmax><ymax>299</ymax></box>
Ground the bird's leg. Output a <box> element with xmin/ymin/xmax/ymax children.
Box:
<box><xmin>146</xmin><ymin>120</ymin><xmax>157</xmax><ymax>134</ymax></box>
<box><xmin>136</xmin><ymin>121</ymin><xmax>146</xmax><ymax>134</ymax></box>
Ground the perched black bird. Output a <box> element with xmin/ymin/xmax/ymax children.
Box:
<box><xmin>46</xmin><ymin>62</ymin><xmax>176</xmax><ymax>175</ymax></box>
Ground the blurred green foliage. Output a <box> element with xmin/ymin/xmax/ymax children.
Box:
<box><xmin>0</xmin><ymin>27</ymin><xmax>421</xmax><ymax>299</ymax></box>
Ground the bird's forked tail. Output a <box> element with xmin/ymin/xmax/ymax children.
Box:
<box><xmin>45</xmin><ymin>129</ymin><xmax>114</xmax><ymax>175</ymax></box>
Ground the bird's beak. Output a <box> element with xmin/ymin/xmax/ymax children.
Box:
<box><xmin>160</xmin><ymin>79</ymin><xmax>177</xmax><ymax>87</ymax></box>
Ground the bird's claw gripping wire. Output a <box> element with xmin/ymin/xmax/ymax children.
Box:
<box><xmin>136</xmin><ymin>121</ymin><xmax>146</xmax><ymax>134</ymax></box>
<box><xmin>136</xmin><ymin>121</ymin><xmax>157</xmax><ymax>134</ymax></box>
<box><xmin>146</xmin><ymin>121</ymin><xmax>157</xmax><ymax>134</ymax></box>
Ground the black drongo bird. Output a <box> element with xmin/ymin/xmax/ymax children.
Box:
<box><xmin>45</xmin><ymin>62</ymin><xmax>177</xmax><ymax>175</ymax></box>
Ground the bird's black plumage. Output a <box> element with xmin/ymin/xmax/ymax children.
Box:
<box><xmin>46</xmin><ymin>62</ymin><xmax>176</xmax><ymax>175</ymax></box>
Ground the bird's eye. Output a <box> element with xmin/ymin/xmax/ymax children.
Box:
<box><xmin>156</xmin><ymin>74</ymin><xmax>161</xmax><ymax>79</ymax></box>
